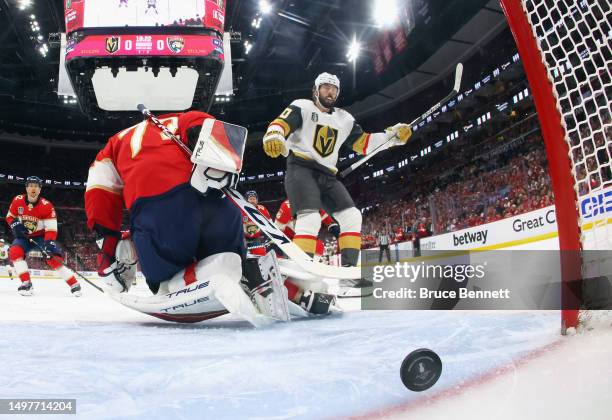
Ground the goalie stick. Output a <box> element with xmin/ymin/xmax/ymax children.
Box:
<box><xmin>339</xmin><ymin>63</ymin><xmax>463</xmax><ymax>178</ymax></box>
<box><xmin>136</xmin><ymin>104</ymin><xmax>361</xmax><ymax>281</ymax></box>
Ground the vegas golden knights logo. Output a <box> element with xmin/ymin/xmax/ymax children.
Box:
<box><xmin>313</xmin><ymin>124</ymin><xmax>338</xmax><ymax>158</ymax></box>
<box><xmin>105</xmin><ymin>37</ymin><xmax>120</xmax><ymax>54</ymax></box>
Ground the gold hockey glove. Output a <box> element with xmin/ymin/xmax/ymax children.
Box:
<box><xmin>263</xmin><ymin>130</ymin><xmax>288</xmax><ymax>158</ymax></box>
<box><xmin>387</xmin><ymin>123</ymin><xmax>413</xmax><ymax>145</ymax></box>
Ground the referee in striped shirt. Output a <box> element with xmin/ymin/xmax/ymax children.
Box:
<box><xmin>378</xmin><ymin>231</ymin><xmax>391</xmax><ymax>263</ymax></box>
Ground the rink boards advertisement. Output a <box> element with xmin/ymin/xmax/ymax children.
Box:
<box><xmin>351</xmin><ymin>189</ymin><xmax>611</xmax><ymax>266</ymax></box>
<box><xmin>65</xmin><ymin>0</ymin><xmax>225</xmax><ymax>34</ymax></box>
<box><xmin>360</xmin><ymin>188</ymin><xmax>612</xmax><ymax>311</ymax></box>
<box><xmin>418</xmin><ymin>187</ymin><xmax>611</xmax><ymax>252</ymax></box>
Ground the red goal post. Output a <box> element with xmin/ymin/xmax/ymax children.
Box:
<box><xmin>500</xmin><ymin>0</ymin><xmax>611</xmax><ymax>333</ymax></box>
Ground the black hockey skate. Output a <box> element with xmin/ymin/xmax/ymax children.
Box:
<box><xmin>71</xmin><ymin>283</ymin><xmax>82</xmax><ymax>297</ymax></box>
<box><xmin>18</xmin><ymin>280</ymin><xmax>33</xmax><ymax>296</ymax></box>
<box><xmin>299</xmin><ymin>290</ymin><xmax>336</xmax><ymax>315</ymax></box>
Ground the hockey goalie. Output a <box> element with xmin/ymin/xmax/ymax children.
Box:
<box><xmin>84</xmin><ymin>110</ymin><xmax>337</xmax><ymax>326</ymax></box>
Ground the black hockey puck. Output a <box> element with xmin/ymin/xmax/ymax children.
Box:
<box><xmin>399</xmin><ymin>348</ymin><xmax>442</xmax><ymax>392</ymax></box>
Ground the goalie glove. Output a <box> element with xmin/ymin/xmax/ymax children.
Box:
<box><xmin>263</xmin><ymin>126</ymin><xmax>288</xmax><ymax>158</ymax></box>
<box><xmin>386</xmin><ymin>123</ymin><xmax>413</xmax><ymax>145</ymax></box>
<box><xmin>95</xmin><ymin>229</ymin><xmax>131</xmax><ymax>293</ymax></box>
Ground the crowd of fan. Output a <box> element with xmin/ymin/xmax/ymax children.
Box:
<box><xmin>357</xmin><ymin>115</ymin><xmax>556</xmax><ymax>248</ymax></box>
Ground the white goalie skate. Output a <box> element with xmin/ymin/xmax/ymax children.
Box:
<box><xmin>241</xmin><ymin>251</ymin><xmax>290</xmax><ymax>323</ymax></box>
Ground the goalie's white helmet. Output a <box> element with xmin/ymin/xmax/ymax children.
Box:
<box><xmin>314</xmin><ymin>72</ymin><xmax>340</xmax><ymax>97</ymax></box>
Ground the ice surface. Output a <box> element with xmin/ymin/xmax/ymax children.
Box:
<box><xmin>0</xmin><ymin>277</ymin><xmax>611</xmax><ymax>420</ymax></box>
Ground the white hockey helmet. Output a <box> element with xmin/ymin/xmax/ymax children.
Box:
<box><xmin>314</xmin><ymin>72</ymin><xmax>340</xmax><ymax>97</ymax></box>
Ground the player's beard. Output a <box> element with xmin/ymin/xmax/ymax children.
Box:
<box><xmin>318</xmin><ymin>94</ymin><xmax>337</xmax><ymax>109</ymax></box>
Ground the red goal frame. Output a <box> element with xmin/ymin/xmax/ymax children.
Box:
<box><xmin>500</xmin><ymin>0</ymin><xmax>582</xmax><ymax>332</ymax></box>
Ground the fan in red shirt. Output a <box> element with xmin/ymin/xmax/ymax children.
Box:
<box><xmin>5</xmin><ymin>176</ymin><xmax>81</xmax><ymax>296</ymax></box>
<box><xmin>393</xmin><ymin>227</ymin><xmax>405</xmax><ymax>243</ymax></box>
<box><xmin>274</xmin><ymin>198</ymin><xmax>340</xmax><ymax>259</ymax></box>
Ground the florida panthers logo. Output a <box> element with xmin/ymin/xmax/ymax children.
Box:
<box><xmin>245</xmin><ymin>223</ymin><xmax>260</xmax><ymax>237</ymax></box>
<box><xmin>23</xmin><ymin>220</ymin><xmax>37</xmax><ymax>233</ymax></box>
<box><xmin>167</xmin><ymin>37</ymin><xmax>185</xmax><ymax>54</ymax></box>
<box><xmin>313</xmin><ymin>124</ymin><xmax>338</xmax><ymax>158</ymax></box>
<box><xmin>105</xmin><ymin>37</ymin><xmax>120</xmax><ymax>54</ymax></box>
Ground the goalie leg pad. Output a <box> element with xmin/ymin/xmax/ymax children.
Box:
<box><xmin>160</xmin><ymin>253</ymin><xmax>235</xmax><ymax>295</ymax></box>
<box><xmin>201</xmin><ymin>252</ymin><xmax>273</xmax><ymax>328</ymax></box>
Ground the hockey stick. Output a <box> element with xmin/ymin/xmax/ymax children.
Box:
<box><xmin>339</xmin><ymin>63</ymin><xmax>464</xmax><ymax>178</ymax></box>
<box><xmin>28</xmin><ymin>239</ymin><xmax>104</xmax><ymax>292</ymax></box>
<box><xmin>137</xmin><ymin>104</ymin><xmax>361</xmax><ymax>280</ymax></box>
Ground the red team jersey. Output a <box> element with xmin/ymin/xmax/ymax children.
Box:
<box><xmin>243</xmin><ymin>204</ymin><xmax>271</xmax><ymax>239</ymax></box>
<box><xmin>393</xmin><ymin>228</ymin><xmax>404</xmax><ymax>244</ymax></box>
<box><xmin>85</xmin><ymin>111</ymin><xmax>211</xmax><ymax>232</ymax></box>
<box><xmin>274</xmin><ymin>199</ymin><xmax>334</xmax><ymax>239</ymax></box>
<box><xmin>5</xmin><ymin>195</ymin><xmax>57</xmax><ymax>240</ymax></box>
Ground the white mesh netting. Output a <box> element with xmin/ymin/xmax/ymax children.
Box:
<box><xmin>522</xmin><ymin>0</ymin><xmax>611</xmax><ymax>250</ymax></box>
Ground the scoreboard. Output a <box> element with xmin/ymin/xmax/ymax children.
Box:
<box><xmin>64</xmin><ymin>0</ymin><xmax>225</xmax><ymax>35</ymax></box>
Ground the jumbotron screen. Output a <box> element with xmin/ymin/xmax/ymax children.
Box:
<box><xmin>64</xmin><ymin>0</ymin><xmax>225</xmax><ymax>34</ymax></box>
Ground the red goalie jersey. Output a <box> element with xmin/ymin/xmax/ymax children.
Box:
<box><xmin>85</xmin><ymin>111</ymin><xmax>210</xmax><ymax>232</ymax></box>
<box><xmin>5</xmin><ymin>195</ymin><xmax>57</xmax><ymax>240</ymax></box>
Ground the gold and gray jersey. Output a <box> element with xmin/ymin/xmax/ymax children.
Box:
<box><xmin>268</xmin><ymin>99</ymin><xmax>390</xmax><ymax>174</ymax></box>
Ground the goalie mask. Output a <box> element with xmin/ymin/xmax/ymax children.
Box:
<box><xmin>313</xmin><ymin>72</ymin><xmax>340</xmax><ymax>109</ymax></box>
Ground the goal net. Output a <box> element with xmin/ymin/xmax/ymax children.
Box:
<box><xmin>501</xmin><ymin>0</ymin><xmax>611</xmax><ymax>333</ymax></box>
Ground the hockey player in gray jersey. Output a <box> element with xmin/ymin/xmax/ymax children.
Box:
<box><xmin>262</xmin><ymin>72</ymin><xmax>413</xmax><ymax>268</ymax></box>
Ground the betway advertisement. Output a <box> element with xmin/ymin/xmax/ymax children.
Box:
<box><xmin>420</xmin><ymin>206</ymin><xmax>558</xmax><ymax>251</ymax></box>
<box><xmin>418</xmin><ymin>187</ymin><xmax>611</xmax><ymax>252</ymax></box>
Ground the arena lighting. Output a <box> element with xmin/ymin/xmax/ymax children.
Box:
<box><xmin>347</xmin><ymin>38</ymin><xmax>360</xmax><ymax>62</ymax></box>
<box><xmin>18</xmin><ymin>0</ymin><xmax>32</xmax><ymax>10</ymax></box>
<box><xmin>373</xmin><ymin>0</ymin><xmax>399</xmax><ymax>28</ymax></box>
<box><xmin>244</xmin><ymin>40</ymin><xmax>253</xmax><ymax>54</ymax></box>
<box><xmin>259</xmin><ymin>0</ymin><xmax>272</xmax><ymax>15</ymax></box>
